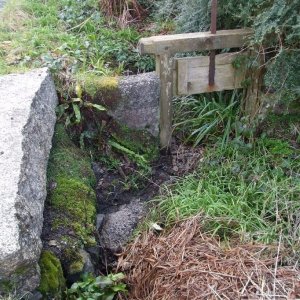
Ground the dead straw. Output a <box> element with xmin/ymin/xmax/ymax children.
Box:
<box><xmin>99</xmin><ymin>0</ymin><xmax>145</xmax><ymax>28</ymax></box>
<box><xmin>117</xmin><ymin>216</ymin><xmax>300</xmax><ymax>300</ymax></box>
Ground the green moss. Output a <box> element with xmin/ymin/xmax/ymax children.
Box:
<box><xmin>68</xmin><ymin>259</ymin><xmax>84</xmax><ymax>275</ymax></box>
<box><xmin>62</xmin><ymin>248</ymin><xmax>85</xmax><ymax>275</ymax></box>
<box><xmin>46</xmin><ymin>123</ymin><xmax>97</xmax><ymax>276</ymax></box>
<box><xmin>111</xmin><ymin>123</ymin><xmax>159</xmax><ymax>163</ymax></box>
<box><xmin>38</xmin><ymin>251</ymin><xmax>66</xmax><ymax>299</ymax></box>
<box><xmin>14</xmin><ymin>265</ymin><xmax>29</xmax><ymax>276</ymax></box>
<box><xmin>49</xmin><ymin>177</ymin><xmax>96</xmax><ymax>243</ymax></box>
<box><xmin>47</xmin><ymin>124</ymin><xmax>95</xmax><ymax>187</ymax></box>
<box><xmin>77</xmin><ymin>73</ymin><xmax>119</xmax><ymax>98</ymax></box>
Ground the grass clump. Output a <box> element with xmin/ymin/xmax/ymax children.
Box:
<box><xmin>38</xmin><ymin>251</ymin><xmax>66</xmax><ymax>299</ymax></box>
<box><xmin>174</xmin><ymin>92</ymin><xmax>242</xmax><ymax>147</ymax></box>
<box><xmin>155</xmin><ymin>138</ymin><xmax>300</xmax><ymax>243</ymax></box>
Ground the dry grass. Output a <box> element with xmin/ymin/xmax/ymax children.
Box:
<box><xmin>0</xmin><ymin>0</ymin><xmax>29</xmax><ymax>32</ymax></box>
<box><xmin>117</xmin><ymin>216</ymin><xmax>300</xmax><ymax>300</ymax></box>
<box><xmin>99</xmin><ymin>0</ymin><xmax>145</xmax><ymax>27</ymax></box>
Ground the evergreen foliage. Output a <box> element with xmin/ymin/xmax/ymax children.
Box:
<box><xmin>155</xmin><ymin>0</ymin><xmax>300</xmax><ymax>103</ymax></box>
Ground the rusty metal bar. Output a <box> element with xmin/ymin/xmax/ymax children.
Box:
<box><xmin>209</xmin><ymin>0</ymin><xmax>218</xmax><ymax>86</ymax></box>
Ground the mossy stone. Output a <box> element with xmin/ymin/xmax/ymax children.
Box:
<box><xmin>47</xmin><ymin>124</ymin><xmax>96</xmax><ymax>187</ymax></box>
<box><xmin>78</xmin><ymin>74</ymin><xmax>119</xmax><ymax>97</ymax></box>
<box><xmin>76</xmin><ymin>73</ymin><xmax>121</xmax><ymax>110</ymax></box>
<box><xmin>49</xmin><ymin>177</ymin><xmax>96</xmax><ymax>243</ymax></box>
<box><xmin>38</xmin><ymin>251</ymin><xmax>66</xmax><ymax>299</ymax></box>
<box><xmin>68</xmin><ymin>259</ymin><xmax>84</xmax><ymax>275</ymax></box>
<box><xmin>62</xmin><ymin>249</ymin><xmax>86</xmax><ymax>282</ymax></box>
<box><xmin>45</xmin><ymin>124</ymin><xmax>97</xmax><ymax>280</ymax></box>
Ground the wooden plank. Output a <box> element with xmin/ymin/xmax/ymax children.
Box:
<box><xmin>177</xmin><ymin>59</ymin><xmax>188</xmax><ymax>95</ymax></box>
<box><xmin>177</xmin><ymin>53</ymin><xmax>246</xmax><ymax>95</ymax></box>
<box><xmin>172</xmin><ymin>59</ymin><xmax>178</xmax><ymax>96</ymax></box>
<box><xmin>139</xmin><ymin>29</ymin><xmax>253</xmax><ymax>55</ymax></box>
<box><xmin>177</xmin><ymin>52</ymin><xmax>242</xmax><ymax>67</ymax></box>
<box><xmin>159</xmin><ymin>52</ymin><xmax>173</xmax><ymax>149</ymax></box>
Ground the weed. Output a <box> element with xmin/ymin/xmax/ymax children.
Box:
<box><xmin>56</xmin><ymin>83</ymin><xmax>106</xmax><ymax>127</ymax></box>
<box><xmin>108</xmin><ymin>140</ymin><xmax>149</xmax><ymax>171</ymax></box>
<box><xmin>66</xmin><ymin>273</ymin><xmax>127</xmax><ymax>300</ymax></box>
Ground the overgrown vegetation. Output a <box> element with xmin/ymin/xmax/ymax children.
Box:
<box><xmin>99</xmin><ymin>0</ymin><xmax>145</xmax><ymax>28</ymax></box>
<box><xmin>174</xmin><ymin>92</ymin><xmax>242</xmax><ymax>147</ymax></box>
<box><xmin>0</xmin><ymin>0</ymin><xmax>154</xmax><ymax>78</ymax></box>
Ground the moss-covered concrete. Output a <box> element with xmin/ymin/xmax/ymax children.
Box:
<box><xmin>50</xmin><ymin>177</ymin><xmax>96</xmax><ymax>243</ymax></box>
<box><xmin>47</xmin><ymin>124</ymin><xmax>96</xmax><ymax>187</ymax></box>
<box><xmin>78</xmin><ymin>74</ymin><xmax>119</xmax><ymax>96</ymax></box>
<box><xmin>40</xmin><ymin>124</ymin><xmax>98</xmax><ymax>297</ymax></box>
<box><xmin>38</xmin><ymin>251</ymin><xmax>65</xmax><ymax>299</ymax></box>
<box><xmin>77</xmin><ymin>73</ymin><xmax>120</xmax><ymax>110</ymax></box>
<box><xmin>0</xmin><ymin>265</ymin><xmax>36</xmax><ymax>297</ymax></box>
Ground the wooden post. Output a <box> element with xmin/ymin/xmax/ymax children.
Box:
<box><xmin>157</xmin><ymin>51</ymin><xmax>173</xmax><ymax>149</ymax></box>
<box><xmin>138</xmin><ymin>29</ymin><xmax>254</xmax><ymax>147</ymax></box>
<box><xmin>242</xmin><ymin>50</ymin><xmax>265</xmax><ymax>119</ymax></box>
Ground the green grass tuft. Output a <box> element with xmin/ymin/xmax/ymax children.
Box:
<box><xmin>155</xmin><ymin>138</ymin><xmax>300</xmax><ymax>243</ymax></box>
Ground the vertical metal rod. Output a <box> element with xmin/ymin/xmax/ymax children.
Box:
<box><xmin>209</xmin><ymin>0</ymin><xmax>217</xmax><ymax>86</ymax></box>
<box><xmin>210</xmin><ymin>0</ymin><xmax>217</xmax><ymax>34</ymax></box>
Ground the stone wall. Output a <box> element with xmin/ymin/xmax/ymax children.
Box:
<box><xmin>0</xmin><ymin>68</ymin><xmax>58</xmax><ymax>295</ymax></box>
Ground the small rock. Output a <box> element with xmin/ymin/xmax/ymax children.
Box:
<box><xmin>99</xmin><ymin>199</ymin><xmax>146</xmax><ymax>257</ymax></box>
<box><xmin>96</xmin><ymin>214</ymin><xmax>105</xmax><ymax>231</ymax></box>
<box><xmin>28</xmin><ymin>291</ymin><xmax>43</xmax><ymax>300</ymax></box>
<box><xmin>80</xmin><ymin>249</ymin><xmax>94</xmax><ymax>274</ymax></box>
<box><xmin>66</xmin><ymin>249</ymin><xmax>95</xmax><ymax>284</ymax></box>
<box><xmin>86</xmin><ymin>246</ymin><xmax>101</xmax><ymax>266</ymax></box>
<box><xmin>48</xmin><ymin>240</ymin><xmax>58</xmax><ymax>247</ymax></box>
